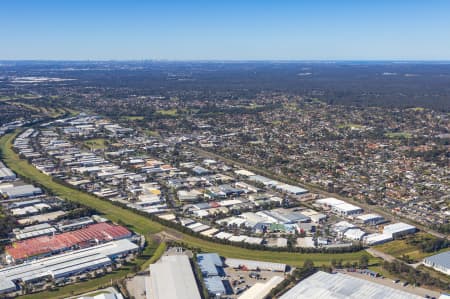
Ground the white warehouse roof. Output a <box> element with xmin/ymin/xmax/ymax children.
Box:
<box><xmin>147</xmin><ymin>255</ymin><xmax>201</xmax><ymax>299</ymax></box>
<box><xmin>383</xmin><ymin>222</ymin><xmax>416</xmax><ymax>235</ymax></box>
<box><xmin>279</xmin><ymin>271</ymin><xmax>423</xmax><ymax>299</ymax></box>
<box><xmin>316</xmin><ymin>198</ymin><xmax>362</xmax><ymax>213</ymax></box>
<box><xmin>344</xmin><ymin>228</ymin><xmax>367</xmax><ymax>240</ymax></box>
<box><xmin>356</xmin><ymin>214</ymin><xmax>384</xmax><ymax>222</ymax></box>
<box><xmin>238</xmin><ymin>276</ymin><xmax>284</xmax><ymax>299</ymax></box>
<box><xmin>364</xmin><ymin>233</ymin><xmax>393</xmax><ymax>245</ymax></box>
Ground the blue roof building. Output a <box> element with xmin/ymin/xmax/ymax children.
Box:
<box><xmin>197</xmin><ymin>253</ymin><xmax>224</xmax><ymax>277</ymax></box>
<box><xmin>204</xmin><ymin>276</ymin><xmax>226</xmax><ymax>297</ymax></box>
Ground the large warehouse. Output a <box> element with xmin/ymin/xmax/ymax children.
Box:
<box><xmin>0</xmin><ymin>239</ymin><xmax>138</xmax><ymax>295</ymax></box>
<box><xmin>316</xmin><ymin>198</ymin><xmax>363</xmax><ymax>217</ymax></box>
<box><xmin>356</xmin><ymin>214</ymin><xmax>386</xmax><ymax>226</ymax></box>
<box><xmin>382</xmin><ymin>222</ymin><xmax>416</xmax><ymax>239</ymax></box>
<box><xmin>5</xmin><ymin>222</ymin><xmax>132</xmax><ymax>263</ymax></box>
<box><xmin>279</xmin><ymin>271</ymin><xmax>423</xmax><ymax>299</ymax></box>
<box><xmin>0</xmin><ymin>184</ymin><xmax>43</xmax><ymax>199</ymax></box>
<box><xmin>423</xmin><ymin>251</ymin><xmax>450</xmax><ymax>275</ymax></box>
<box><xmin>147</xmin><ymin>255</ymin><xmax>201</xmax><ymax>299</ymax></box>
<box><xmin>0</xmin><ymin>163</ymin><xmax>16</xmax><ymax>182</ymax></box>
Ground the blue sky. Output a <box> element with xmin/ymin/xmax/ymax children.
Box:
<box><xmin>1</xmin><ymin>0</ymin><xmax>450</xmax><ymax>60</ymax></box>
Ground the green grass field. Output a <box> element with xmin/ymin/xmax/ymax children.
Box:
<box><xmin>83</xmin><ymin>138</ymin><xmax>108</xmax><ymax>150</ymax></box>
<box><xmin>144</xmin><ymin>129</ymin><xmax>160</xmax><ymax>137</ymax></box>
<box><xmin>156</xmin><ymin>108</ymin><xmax>178</xmax><ymax>116</ymax></box>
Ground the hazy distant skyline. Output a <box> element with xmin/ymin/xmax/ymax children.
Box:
<box><xmin>1</xmin><ymin>0</ymin><xmax>450</xmax><ymax>60</ymax></box>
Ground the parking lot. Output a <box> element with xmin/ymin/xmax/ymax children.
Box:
<box><xmin>223</xmin><ymin>266</ymin><xmax>285</xmax><ymax>298</ymax></box>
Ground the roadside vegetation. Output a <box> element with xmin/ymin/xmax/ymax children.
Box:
<box><xmin>374</xmin><ymin>233</ymin><xmax>449</xmax><ymax>263</ymax></box>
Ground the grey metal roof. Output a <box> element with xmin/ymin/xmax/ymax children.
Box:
<box><xmin>204</xmin><ymin>276</ymin><xmax>226</xmax><ymax>295</ymax></box>
<box><xmin>383</xmin><ymin>222</ymin><xmax>416</xmax><ymax>235</ymax></box>
<box><xmin>0</xmin><ymin>167</ymin><xmax>16</xmax><ymax>179</ymax></box>
<box><xmin>0</xmin><ymin>185</ymin><xmax>42</xmax><ymax>198</ymax></box>
<box><xmin>197</xmin><ymin>253</ymin><xmax>223</xmax><ymax>276</ymax></box>
<box><xmin>0</xmin><ymin>279</ymin><xmax>16</xmax><ymax>294</ymax></box>
<box><xmin>423</xmin><ymin>251</ymin><xmax>450</xmax><ymax>269</ymax></box>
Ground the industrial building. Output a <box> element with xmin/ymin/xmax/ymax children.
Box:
<box><xmin>363</xmin><ymin>233</ymin><xmax>393</xmax><ymax>246</ymax></box>
<box><xmin>343</xmin><ymin>228</ymin><xmax>366</xmax><ymax>241</ymax></box>
<box><xmin>197</xmin><ymin>253</ymin><xmax>227</xmax><ymax>296</ymax></box>
<box><xmin>279</xmin><ymin>271</ymin><xmax>423</xmax><ymax>299</ymax></box>
<box><xmin>204</xmin><ymin>276</ymin><xmax>227</xmax><ymax>297</ymax></box>
<box><xmin>225</xmin><ymin>258</ymin><xmax>287</xmax><ymax>272</ymax></box>
<box><xmin>13</xmin><ymin>223</ymin><xmax>57</xmax><ymax>240</ymax></box>
<box><xmin>423</xmin><ymin>251</ymin><xmax>450</xmax><ymax>275</ymax></box>
<box><xmin>197</xmin><ymin>253</ymin><xmax>224</xmax><ymax>277</ymax></box>
<box><xmin>177</xmin><ymin>189</ymin><xmax>203</xmax><ymax>202</ymax></box>
<box><xmin>77</xmin><ymin>287</ymin><xmax>124</xmax><ymax>299</ymax></box>
<box><xmin>238</xmin><ymin>276</ymin><xmax>284</xmax><ymax>299</ymax></box>
<box><xmin>5</xmin><ymin>222</ymin><xmax>132</xmax><ymax>263</ymax></box>
<box><xmin>275</xmin><ymin>184</ymin><xmax>308</xmax><ymax>195</ymax></box>
<box><xmin>0</xmin><ymin>239</ymin><xmax>138</xmax><ymax>295</ymax></box>
<box><xmin>0</xmin><ymin>184</ymin><xmax>43</xmax><ymax>199</ymax></box>
<box><xmin>147</xmin><ymin>255</ymin><xmax>201</xmax><ymax>299</ymax></box>
<box><xmin>0</xmin><ymin>162</ymin><xmax>16</xmax><ymax>182</ymax></box>
<box><xmin>356</xmin><ymin>214</ymin><xmax>386</xmax><ymax>226</ymax></box>
<box><xmin>0</xmin><ymin>280</ymin><xmax>17</xmax><ymax>295</ymax></box>
<box><xmin>382</xmin><ymin>222</ymin><xmax>416</xmax><ymax>239</ymax></box>
<box><xmin>316</xmin><ymin>198</ymin><xmax>363</xmax><ymax>217</ymax></box>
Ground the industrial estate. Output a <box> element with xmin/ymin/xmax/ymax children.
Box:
<box><xmin>0</xmin><ymin>103</ymin><xmax>448</xmax><ymax>299</ymax></box>
<box><xmin>3</xmin><ymin>0</ymin><xmax>450</xmax><ymax>296</ymax></box>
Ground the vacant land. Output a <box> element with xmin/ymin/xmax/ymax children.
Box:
<box><xmin>374</xmin><ymin>233</ymin><xmax>448</xmax><ymax>261</ymax></box>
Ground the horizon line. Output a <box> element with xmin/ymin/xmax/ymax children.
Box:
<box><xmin>2</xmin><ymin>59</ymin><xmax>450</xmax><ymax>63</ymax></box>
